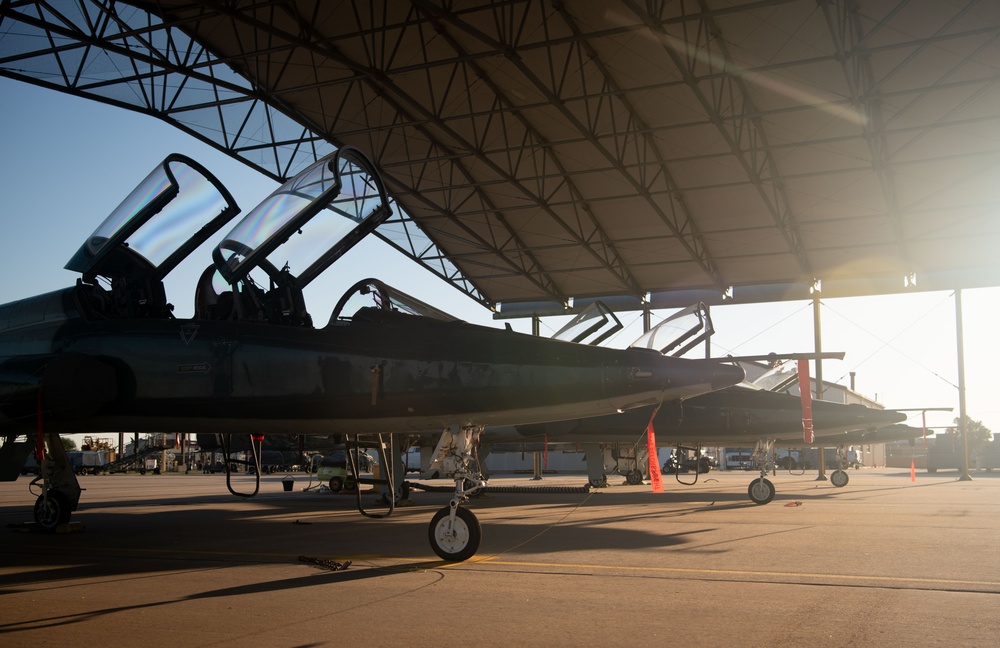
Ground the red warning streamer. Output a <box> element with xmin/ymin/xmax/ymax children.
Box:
<box><xmin>797</xmin><ymin>359</ymin><xmax>814</xmax><ymax>443</ymax></box>
<box><xmin>646</xmin><ymin>416</ymin><xmax>664</xmax><ymax>493</ymax></box>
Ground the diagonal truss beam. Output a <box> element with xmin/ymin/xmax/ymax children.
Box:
<box><xmin>625</xmin><ymin>0</ymin><xmax>812</xmax><ymax>277</ymax></box>
<box><xmin>0</xmin><ymin>0</ymin><xmax>492</xmax><ymax>307</ymax></box>
<box><xmin>419</xmin><ymin>0</ymin><xmax>728</xmax><ymax>291</ymax></box>
<box><xmin>819</xmin><ymin>0</ymin><xmax>996</xmax><ymax>275</ymax></box>
<box><xmin>210</xmin><ymin>0</ymin><xmax>569</xmax><ymax>304</ymax></box>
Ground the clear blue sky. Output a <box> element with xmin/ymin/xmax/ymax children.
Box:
<box><xmin>2</xmin><ymin>77</ymin><xmax>997</xmax><ymax>440</ymax></box>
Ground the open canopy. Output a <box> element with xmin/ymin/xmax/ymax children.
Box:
<box><xmin>65</xmin><ymin>154</ymin><xmax>239</xmax><ymax>284</ymax></box>
<box><xmin>213</xmin><ymin>146</ymin><xmax>391</xmax><ymax>289</ymax></box>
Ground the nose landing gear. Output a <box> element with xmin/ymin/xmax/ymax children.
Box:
<box><xmin>30</xmin><ymin>432</ymin><xmax>82</xmax><ymax>530</ymax></box>
<box><xmin>426</xmin><ymin>426</ymin><xmax>485</xmax><ymax>561</ymax></box>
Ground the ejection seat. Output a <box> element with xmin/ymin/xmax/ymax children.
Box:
<box><xmin>194</xmin><ymin>265</ymin><xmax>235</xmax><ymax>321</ymax></box>
<box><xmin>265</xmin><ymin>269</ymin><xmax>312</xmax><ymax>327</ymax></box>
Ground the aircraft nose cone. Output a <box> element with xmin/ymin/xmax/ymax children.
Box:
<box><xmin>711</xmin><ymin>362</ymin><xmax>746</xmax><ymax>390</ymax></box>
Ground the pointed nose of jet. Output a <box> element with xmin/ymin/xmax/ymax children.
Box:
<box><xmin>705</xmin><ymin>360</ymin><xmax>747</xmax><ymax>391</ymax></box>
<box><xmin>812</xmin><ymin>401</ymin><xmax>908</xmax><ymax>431</ymax></box>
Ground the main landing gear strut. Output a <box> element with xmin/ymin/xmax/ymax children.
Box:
<box><xmin>745</xmin><ymin>440</ymin><xmax>851</xmax><ymax>505</ymax></box>
<box><xmin>426</xmin><ymin>426</ymin><xmax>486</xmax><ymax>561</ymax></box>
<box><xmin>830</xmin><ymin>446</ymin><xmax>850</xmax><ymax>488</ymax></box>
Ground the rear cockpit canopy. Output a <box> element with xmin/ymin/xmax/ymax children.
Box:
<box><xmin>208</xmin><ymin>146</ymin><xmax>392</xmax><ymax>327</ymax></box>
<box><xmin>212</xmin><ymin>146</ymin><xmax>391</xmax><ymax>292</ymax></box>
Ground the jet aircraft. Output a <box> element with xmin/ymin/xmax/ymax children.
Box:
<box><xmin>402</xmin><ymin>303</ymin><xmax>911</xmax><ymax>506</ymax></box>
<box><xmin>480</xmin><ymin>381</ymin><xmax>910</xmax><ymax>504</ymax></box>
<box><xmin>0</xmin><ymin>146</ymin><xmax>745</xmax><ymax>560</ymax></box>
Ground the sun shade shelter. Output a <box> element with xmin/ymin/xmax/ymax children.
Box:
<box><xmin>1</xmin><ymin>0</ymin><xmax>999</xmax><ymax>316</ymax></box>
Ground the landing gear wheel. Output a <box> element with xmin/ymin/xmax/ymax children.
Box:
<box><xmin>589</xmin><ymin>475</ymin><xmax>608</xmax><ymax>488</ymax></box>
<box><xmin>33</xmin><ymin>491</ymin><xmax>71</xmax><ymax>530</ymax></box>
<box><xmin>328</xmin><ymin>476</ymin><xmax>344</xmax><ymax>492</ymax></box>
<box><xmin>626</xmin><ymin>469</ymin><xmax>643</xmax><ymax>485</ymax></box>
<box><xmin>831</xmin><ymin>470</ymin><xmax>849</xmax><ymax>488</ymax></box>
<box><xmin>748</xmin><ymin>478</ymin><xmax>775</xmax><ymax>505</ymax></box>
<box><xmin>429</xmin><ymin>505</ymin><xmax>481</xmax><ymax>562</ymax></box>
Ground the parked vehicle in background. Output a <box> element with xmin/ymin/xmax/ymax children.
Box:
<box><xmin>310</xmin><ymin>450</ymin><xmax>375</xmax><ymax>492</ymax></box>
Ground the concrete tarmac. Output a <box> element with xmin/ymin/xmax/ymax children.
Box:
<box><xmin>2</xmin><ymin>467</ymin><xmax>999</xmax><ymax>647</ymax></box>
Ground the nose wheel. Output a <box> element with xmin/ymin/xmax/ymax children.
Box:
<box><xmin>429</xmin><ymin>504</ymin><xmax>481</xmax><ymax>561</ymax></box>
<box><xmin>748</xmin><ymin>477</ymin><xmax>775</xmax><ymax>505</ymax></box>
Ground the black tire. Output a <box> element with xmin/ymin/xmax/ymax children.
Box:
<box><xmin>831</xmin><ymin>470</ymin><xmax>849</xmax><ymax>488</ymax></box>
<box><xmin>626</xmin><ymin>469</ymin><xmax>643</xmax><ymax>485</ymax></box>
<box><xmin>428</xmin><ymin>506</ymin><xmax>482</xmax><ymax>562</ymax></box>
<box><xmin>748</xmin><ymin>478</ymin><xmax>775</xmax><ymax>505</ymax></box>
<box><xmin>589</xmin><ymin>475</ymin><xmax>608</xmax><ymax>488</ymax></box>
<box><xmin>33</xmin><ymin>491</ymin><xmax>71</xmax><ymax>530</ymax></box>
<box><xmin>329</xmin><ymin>476</ymin><xmax>344</xmax><ymax>492</ymax></box>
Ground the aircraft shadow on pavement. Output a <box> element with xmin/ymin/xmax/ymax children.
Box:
<box><xmin>0</xmin><ymin>484</ymin><xmax>758</xmax><ymax>586</ymax></box>
<box><xmin>0</xmin><ymin>468</ymin><xmax>979</xmax><ymax>618</ymax></box>
<box><xmin>0</xmin><ymin>551</ymin><xmax>448</xmax><ymax>637</ymax></box>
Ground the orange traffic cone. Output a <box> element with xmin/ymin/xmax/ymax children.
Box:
<box><xmin>910</xmin><ymin>459</ymin><xmax>916</xmax><ymax>482</ymax></box>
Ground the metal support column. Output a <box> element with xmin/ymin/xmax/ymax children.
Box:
<box><xmin>814</xmin><ymin>292</ymin><xmax>827</xmax><ymax>481</ymax></box>
<box><xmin>956</xmin><ymin>290</ymin><xmax>972</xmax><ymax>481</ymax></box>
<box><xmin>532</xmin><ymin>314</ymin><xmax>542</xmax><ymax>480</ymax></box>
<box><xmin>704</xmin><ymin>304</ymin><xmax>711</xmax><ymax>358</ymax></box>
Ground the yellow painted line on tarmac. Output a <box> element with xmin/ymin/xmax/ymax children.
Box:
<box><xmin>442</xmin><ymin>557</ymin><xmax>1000</xmax><ymax>589</ymax></box>
<box><xmin>18</xmin><ymin>542</ymin><xmax>1000</xmax><ymax>589</ymax></box>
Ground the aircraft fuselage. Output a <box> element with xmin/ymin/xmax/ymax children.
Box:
<box><xmin>0</xmin><ymin>288</ymin><xmax>744</xmax><ymax>435</ymax></box>
<box><xmin>504</xmin><ymin>385</ymin><xmax>907</xmax><ymax>445</ymax></box>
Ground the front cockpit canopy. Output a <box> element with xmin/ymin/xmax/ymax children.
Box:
<box><xmin>66</xmin><ymin>154</ymin><xmax>240</xmax><ymax>282</ymax></box>
<box><xmin>65</xmin><ymin>154</ymin><xmax>240</xmax><ymax>319</ymax></box>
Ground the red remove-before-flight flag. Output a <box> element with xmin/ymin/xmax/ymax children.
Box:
<box><xmin>647</xmin><ymin>420</ymin><xmax>664</xmax><ymax>493</ymax></box>
<box><xmin>797</xmin><ymin>359</ymin><xmax>814</xmax><ymax>443</ymax></box>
